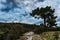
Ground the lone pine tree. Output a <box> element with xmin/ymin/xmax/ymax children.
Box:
<box><xmin>30</xmin><ymin>6</ymin><xmax>57</xmax><ymax>27</ymax></box>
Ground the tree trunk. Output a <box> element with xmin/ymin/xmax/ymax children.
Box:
<box><xmin>44</xmin><ymin>18</ymin><xmax>46</xmax><ymax>27</ymax></box>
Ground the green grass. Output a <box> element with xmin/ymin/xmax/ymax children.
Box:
<box><xmin>0</xmin><ymin>30</ymin><xmax>5</xmax><ymax>37</ymax></box>
<box><xmin>40</xmin><ymin>31</ymin><xmax>60</xmax><ymax>40</ymax></box>
<box><xmin>0</xmin><ymin>30</ymin><xmax>5</xmax><ymax>34</ymax></box>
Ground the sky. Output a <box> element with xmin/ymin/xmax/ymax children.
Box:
<box><xmin>0</xmin><ymin>0</ymin><xmax>60</xmax><ymax>26</ymax></box>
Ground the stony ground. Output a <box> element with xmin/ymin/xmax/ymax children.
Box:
<box><xmin>17</xmin><ymin>32</ymin><xmax>43</xmax><ymax>40</ymax></box>
<box><xmin>17</xmin><ymin>31</ymin><xmax>60</xmax><ymax>40</ymax></box>
<box><xmin>17</xmin><ymin>35</ymin><xmax>43</xmax><ymax>40</ymax></box>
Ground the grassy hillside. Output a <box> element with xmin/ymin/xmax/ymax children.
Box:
<box><xmin>0</xmin><ymin>23</ymin><xmax>38</xmax><ymax>40</ymax></box>
<box><xmin>0</xmin><ymin>23</ymin><xmax>60</xmax><ymax>40</ymax></box>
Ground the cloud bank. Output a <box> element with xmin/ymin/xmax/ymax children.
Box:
<box><xmin>0</xmin><ymin>0</ymin><xmax>60</xmax><ymax>26</ymax></box>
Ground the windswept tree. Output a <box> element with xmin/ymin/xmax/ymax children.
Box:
<box><xmin>30</xmin><ymin>6</ymin><xmax>57</xmax><ymax>27</ymax></box>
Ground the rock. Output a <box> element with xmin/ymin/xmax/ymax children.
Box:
<box><xmin>18</xmin><ymin>36</ymin><xmax>28</xmax><ymax>40</ymax></box>
<box><xmin>32</xmin><ymin>35</ymin><xmax>43</xmax><ymax>40</ymax></box>
<box><xmin>24</xmin><ymin>31</ymin><xmax>34</xmax><ymax>36</ymax></box>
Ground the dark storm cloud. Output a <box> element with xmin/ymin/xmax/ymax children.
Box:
<box><xmin>6</xmin><ymin>0</ymin><xmax>17</xmax><ymax>7</ymax></box>
<box><xmin>37</xmin><ymin>0</ymin><xmax>44</xmax><ymax>2</ymax></box>
<box><xmin>1</xmin><ymin>0</ymin><xmax>17</xmax><ymax>12</ymax></box>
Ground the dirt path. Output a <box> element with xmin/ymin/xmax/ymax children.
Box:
<box><xmin>17</xmin><ymin>32</ymin><xmax>43</xmax><ymax>40</ymax></box>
